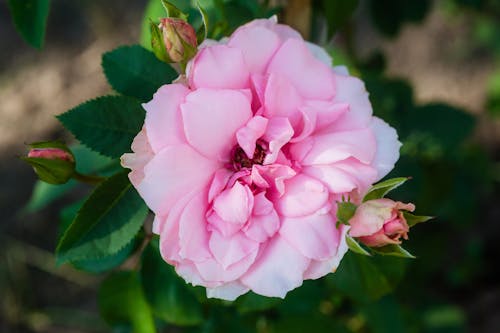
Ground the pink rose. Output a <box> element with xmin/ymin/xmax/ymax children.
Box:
<box><xmin>121</xmin><ymin>17</ymin><xmax>401</xmax><ymax>300</ymax></box>
<box><xmin>349</xmin><ymin>199</ymin><xmax>415</xmax><ymax>247</ymax></box>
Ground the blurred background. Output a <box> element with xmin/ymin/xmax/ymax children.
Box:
<box><xmin>0</xmin><ymin>0</ymin><xmax>499</xmax><ymax>332</ymax></box>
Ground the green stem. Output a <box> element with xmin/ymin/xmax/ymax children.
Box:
<box><xmin>72</xmin><ymin>172</ymin><xmax>106</xmax><ymax>185</ymax></box>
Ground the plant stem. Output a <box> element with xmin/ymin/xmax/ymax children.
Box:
<box><xmin>72</xmin><ymin>172</ymin><xmax>105</xmax><ymax>185</ymax></box>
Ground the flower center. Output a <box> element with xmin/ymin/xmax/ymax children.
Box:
<box><xmin>232</xmin><ymin>143</ymin><xmax>266</xmax><ymax>171</ymax></box>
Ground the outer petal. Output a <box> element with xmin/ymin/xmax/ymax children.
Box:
<box><xmin>305</xmin><ymin>41</ymin><xmax>332</xmax><ymax>66</ymax></box>
<box><xmin>206</xmin><ymin>281</ymin><xmax>250</xmax><ymax>301</ymax></box>
<box><xmin>228</xmin><ymin>25</ymin><xmax>282</xmax><ymax>74</ymax></box>
<box><xmin>189</xmin><ymin>45</ymin><xmax>250</xmax><ymax>89</ymax></box>
<box><xmin>241</xmin><ymin>236</ymin><xmax>310</xmax><ymax>298</ymax></box>
<box><xmin>178</xmin><ymin>191</ymin><xmax>212</xmax><ymax>262</ymax></box>
<box><xmin>143</xmin><ymin>84</ymin><xmax>190</xmax><ymax>153</ymax></box>
<box><xmin>291</xmin><ymin>128</ymin><xmax>376</xmax><ymax>166</ymax></box>
<box><xmin>195</xmin><ymin>248</ymin><xmax>258</xmax><ymax>283</ymax></box>
<box><xmin>181</xmin><ymin>89</ymin><xmax>252</xmax><ymax>160</ymax></box>
<box><xmin>322</xmin><ymin>74</ymin><xmax>373</xmax><ymax>132</ymax></box>
<box><xmin>240</xmin><ymin>16</ymin><xmax>303</xmax><ymax>41</ymax></box>
<box><xmin>303</xmin><ymin>225</ymin><xmax>349</xmax><ymax>280</ymax></box>
<box><xmin>267</xmin><ymin>39</ymin><xmax>335</xmax><ymax>100</ymax></box>
<box><xmin>370</xmin><ymin>117</ymin><xmax>401</xmax><ymax>180</ymax></box>
<box><xmin>121</xmin><ymin>127</ymin><xmax>153</xmax><ymax>187</ymax></box>
<box><xmin>276</xmin><ymin>174</ymin><xmax>329</xmax><ymax>217</ymax></box>
<box><xmin>209</xmin><ymin>230</ymin><xmax>259</xmax><ymax>269</ymax></box>
<box><xmin>279</xmin><ymin>212</ymin><xmax>339</xmax><ymax>260</ymax></box>
<box><xmin>137</xmin><ymin>144</ymin><xmax>217</xmax><ymax>215</ymax></box>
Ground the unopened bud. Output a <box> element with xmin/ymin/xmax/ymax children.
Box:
<box><xmin>159</xmin><ymin>18</ymin><xmax>197</xmax><ymax>63</ymax></box>
<box><xmin>23</xmin><ymin>142</ymin><xmax>76</xmax><ymax>184</ymax></box>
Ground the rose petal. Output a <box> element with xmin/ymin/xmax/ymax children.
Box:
<box><xmin>213</xmin><ymin>181</ymin><xmax>254</xmax><ymax>225</ymax></box>
<box><xmin>236</xmin><ymin>116</ymin><xmax>268</xmax><ymax>158</ymax></box>
<box><xmin>267</xmin><ymin>39</ymin><xmax>335</xmax><ymax>100</ymax></box>
<box><xmin>244</xmin><ymin>192</ymin><xmax>281</xmax><ymax>242</ymax></box>
<box><xmin>263</xmin><ymin>117</ymin><xmax>294</xmax><ymax>164</ymax></box>
<box><xmin>241</xmin><ymin>236</ymin><xmax>310</xmax><ymax>298</ymax></box>
<box><xmin>138</xmin><ymin>144</ymin><xmax>217</xmax><ymax>215</ymax></box>
<box><xmin>276</xmin><ymin>174</ymin><xmax>329</xmax><ymax>217</ymax></box>
<box><xmin>370</xmin><ymin>117</ymin><xmax>401</xmax><ymax>181</ymax></box>
<box><xmin>189</xmin><ymin>45</ymin><xmax>250</xmax><ymax>89</ymax></box>
<box><xmin>143</xmin><ymin>84</ymin><xmax>190</xmax><ymax>153</ymax></box>
<box><xmin>206</xmin><ymin>281</ymin><xmax>250</xmax><ymax>301</ymax></box>
<box><xmin>181</xmin><ymin>88</ymin><xmax>252</xmax><ymax>160</ymax></box>
<box><xmin>209</xmin><ymin>230</ymin><xmax>259</xmax><ymax>269</ymax></box>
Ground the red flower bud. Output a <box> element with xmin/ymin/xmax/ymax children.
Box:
<box><xmin>23</xmin><ymin>142</ymin><xmax>76</xmax><ymax>185</ymax></box>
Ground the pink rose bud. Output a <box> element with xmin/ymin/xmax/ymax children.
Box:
<box><xmin>23</xmin><ymin>143</ymin><xmax>76</xmax><ymax>185</ymax></box>
<box><xmin>28</xmin><ymin>148</ymin><xmax>74</xmax><ymax>162</ymax></box>
<box><xmin>349</xmin><ymin>198</ymin><xmax>415</xmax><ymax>247</ymax></box>
<box><xmin>159</xmin><ymin>18</ymin><xmax>197</xmax><ymax>63</ymax></box>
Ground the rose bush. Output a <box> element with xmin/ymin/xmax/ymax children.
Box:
<box><xmin>121</xmin><ymin>16</ymin><xmax>402</xmax><ymax>300</ymax></box>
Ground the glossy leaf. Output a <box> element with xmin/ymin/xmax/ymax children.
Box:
<box><xmin>346</xmin><ymin>235</ymin><xmax>372</xmax><ymax>256</ymax></box>
<box><xmin>102</xmin><ymin>45</ymin><xmax>178</xmax><ymax>101</ymax></box>
<box><xmin>328</xmin><ymin>252</ymin><xmax>406</xmax><ymax>303</ymax></box>
<box><xmin>363</xmin><ymin>177</ymin><xmax>409</xmax><ymax>202</ymax></box>
<box><xmin>7</xmin><ymin>0</ymin><xmax>50</xmax><ymax>48</ymax></box>
<box><xmin>141</xmin><ymin>243</ymin><xmax>203</xmax><ymax>326</ymax></box>
<box><xmin>99</xmin><ymin>271</ymin><xmax>155</xmax><ymax>333</ymax></box>
<box><xmin>56</xmin><ymin>171</ymin><xmax>148</xmax><ymax>264</ymax></box>
<box><xmin>372</xmin><ymin>244</ymin><xmax>416</xmax><ymax>259</ymax></box>
<box><xmin>57</xmin><ymin>96</ymin><xmax>145</xmax><ymax>159</ymax></box>
<box><xmin>403</xmin><ymin>211</ymin><xmax>433</xmax><ymax>227</ymax></box>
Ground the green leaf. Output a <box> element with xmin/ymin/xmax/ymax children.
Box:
<box><xmin>21</xmin><ymin>156</ymin><xmax>75</xmax><ymax>185</ymax></box>
<box><xmin>57</xmin><ymin>96</ymin><xmax>145</xmax><ymax>159</ymax></box>
<box><xmin>7</xmin><ymin>0</ymin><xmax>50</xmax><ymax>49</ymax></box>
<box><xmin>336</xmin><ymin>201</ymin><xmax>357</xmax><ymax>225</ymax></box>
<box><xmin>141</xmin><ymin>242</ymin><xmax>203</xmax><ymax>326</ymax></box>
<box><xmin>363</xmin><ymin>177</ymin><xmax>409</xmax><ymax>202</ymax></box>
<box><xmin>372</xmin><ymin>244</ymin><xmax>416</xmax><ymax>259</ymax></box>
<box><xmin>403</xmin><ymin>211</ymin><xmax>433</xmax><ymax>227</ymax></box>
<box><xmin>196</xmin><ymin>1</ymin><xmax>209</xmax><ymax>45</ymax></box>
<box><xmin>322</xmin><ymin>0</ymin><xmax>359</xmax><ymax>37</ymax></box>
<box><xmin>327</xmin><ymin>251</ymin><xmax>406</xmax><ymax>303</ymax></box>
<box><xmin>150</xmin><ymin>19</ymin><xmax>171</xmax><ymax>63</ymax></box>
<box><xmin>235</xmin><ymin>292</ymin><xmax>281</xmax><ymax>313</ymax></box>
<box><xmin>99</xmin><ymin>271</ymin><xmax>156</xmax><ymax>333</ymax></box>
<box><xmin>162</xmin><ymin>0</ymin><xmax>188</xmax><ymax>20</ymax></box>
<box><xmin>24</xmin><ymin>181</ymin><xmax>76</xmax><ymax>213</ymax></box>
<box><xmin>56</xmin><ymin>171</ymin><xmax>148</xmax><ymax>264</ymax></box>
<box><xmin>59</xmin><ymin>200</ymin><xmax>136</xmax><ymax>274</ymax></box>
<box><xmin>346</xmin><ymin>235</ymin><xmax>371</xmax><ymax>256</ymax></box>
<box><xmin>102</xmin><ymin>45</ymin><xmax>178</xmax><ymax>101</ymax></box>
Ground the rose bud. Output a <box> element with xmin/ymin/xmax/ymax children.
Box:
<box><xmin>159</xmin><ymin>17</ymin><xmax>197</xmax><ymax>63</ymax></box>
<box><xmin>22</xmin><ymin>142</ymin><xmax>76</xmax><ymax>185</ymax></box>
<box><xmin>348</xmin><ymin>198</ymin><xmax>415</xmax><ymax>247</ymax></box>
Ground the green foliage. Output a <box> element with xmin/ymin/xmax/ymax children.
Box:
<box><xmin>57</xmin><ymin>96</ymin><xmax>145</xmax><ymax>159</ymax></box>
<box><xmin>321</xmin><ymin>0</ymin><xmax>359</xmax><ymax>37</ymax></box>
<box><xmin>368</xmin><ymin>0</ymin><xmax>431</xmax><ymax>37</ymax></box>
<box><xmin>99</xmin><ymin>271</ymin><xmax>156</xmax><ymax>333</ymax></box>
<box><xmin>346</xmin><ymin>235</ymin><xmax>372</xmax><ymax>256</ymax></box>
<box><xmin>361</xmin><ymin>296</ymin><xmax>406</xmax><ymax>333</ymax></box>
<box><xmin>328</xmin><ymin>252</ymin><xmax>406</xmax><ymax>303</ymax></box>
<box><xmin>235</xmin><ymin>292</ymin><xmax>282</xmax><ymax>313</ymax></box>
<box><xmin>404</xmin><ymin>211</ymin><xmax>433</xmax><ymax>227</ymax></box>
<box><xmin>56</xmin><ymin>171</ymin><xmax>148</xmax><ymax>264</ymax></box>
<box><xmin>371</xmin><ymin>244</ymin><xmax>416</xmax><ymax>259</ymax></box>
<box><xmin>363</xmin><ymin>177</ymin><xmax>409</xmax><ymax>202</ymax></box>
<box><xmin>59</xmin><ymin>200</ymin><xmax>137</xmax><ymax>273</ymax></box>
<box><xmin>336</xmin><ymin>200</ymin><xmax>357</xmax><ymax>225</ymax></box>
<box><xmin>7</xmin><ymin>0</ymin><xmax>50</xmax><ymax>48</ymax></box>
<box><xmin>102</xmin><ymin>45</ymin><xmax>178</xmax><ymax>101</ymax></box>
<box><xmin>141</xmin><ymin>243</ymin><xmax>204</xmax><ymax>326</ymax></box>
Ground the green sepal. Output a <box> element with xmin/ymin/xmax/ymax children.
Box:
<box><xmin>161</xmin><ymin>0</ymin><xmax>188</xmax><ymax>20</ymax></box>
<box><xmin>28</xmin><ymin>141</ymin><xmax>73</xmax><ymax>155</ymax></box>
<box><xmin>336</xmin><ymin>201</ymin><xmax>357</xmax><ymax>226</ymax></box>
<box><xmin>371</xmin><ymin>244</ymin><xmax>416</xmax><ymax>259</ymax></box>
<box><xmin>150</xmin><ymin>19</ymin><xmax>171</xmax><ymax>63</ymax></box>
<box><xmin>346</xmin><ymin>235</ymin><xmax>372</xmax><ymax>256</ymax></box>
<box><xmin>21</xmin><ymin>156</ymin><xmax>75</xmax><ymax>185</ymax></box>
<box><xmin>363</xmin><ymin>177</ymin><xmax>409</xmax><ymax>202</ymax></box>
<box><xmin>196</xmin><ymin>1</ymin><xmax>209</xmax><ymax>45</ymax></box>
<box><xmin>403</xmin><ymin>211</ymin><xmax>434</xmax><ymax>228</ymax></box>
